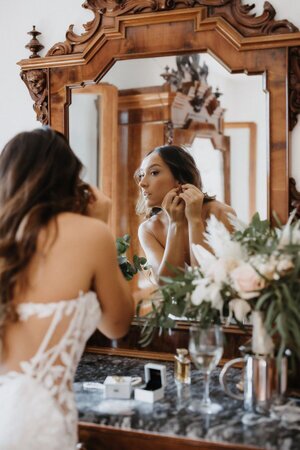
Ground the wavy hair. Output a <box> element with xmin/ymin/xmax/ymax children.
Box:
<box><xmin>0</xmin><ymin>128</ymin><xmax>91</xmax><ymax>334</ymax></box>
<box><xmin>135</xmin><ymin>145</ymin><xmax>215</xmax><ymax>216</ymax></box>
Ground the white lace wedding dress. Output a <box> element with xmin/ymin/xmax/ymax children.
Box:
<box><xmin>0</xmin><ymin>291</ymin><xmax>101</xmax><ymax>450</ymax></box>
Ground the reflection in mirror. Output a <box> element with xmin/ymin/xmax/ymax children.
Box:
<box><xmin>69</xmin><ymin>94</ymin><xmax>99</xmax><ymax>186</ymax></box>
<box><xmin>69</xmin><ymin>53</ymin><xmax>268</xmax><ymax>310</ymax></box>
<box><xmin>69</xmin><ymin>54</ymin><xmax>267</xmax><ymax>223</ymax></box>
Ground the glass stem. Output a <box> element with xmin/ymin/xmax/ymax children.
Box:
<box><xmin>203</xmin><ymin>372</ymin><xmax>211</xmax><ymax>405</ymax></box>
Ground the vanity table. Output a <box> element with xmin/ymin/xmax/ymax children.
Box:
<box><xmin>75</xmin><ymin>353</ymin><xmax>300</xmax><ymax>450</ymax></box>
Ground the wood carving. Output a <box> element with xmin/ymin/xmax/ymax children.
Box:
<box><xmin>47</xmin><ymin>0</ymin><xmax>298</xmax><ymax>56</ymax></box>
<box><xmin>289</xmin><ymin>47</ymin><xmax>300</xmax><ymax>131</ymax></box>
<box><xmin>289</xmin><ymin>177</ymin><xmax>300</xmax><ymax>218</ymax></box>
<box><xmin>20</xmin><ymin>69</ymin><xmax>48</xmax><ymax>125</ymax></box>
<box><xmin>25</xmin><ymin>26</ymin><xmax>44</xmax><ymax>59</ymax></box>
<box><xmin>162</xmin><ymin>55</ymin><xmax>225</xmax><ymax>129</ymax></box>
<box><xmin>214</xmin><ymin>0</ymin><xmax>298</xmax><ymax>35</ymax></box>
<box><xmin>164</xmin><ymin>120</ymin><xmax>174</xmax><ymax>144</ymax></box>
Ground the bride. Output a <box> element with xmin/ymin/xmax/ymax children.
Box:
<box><xmin>0</xmin><ymin>128</ymin><xmax>134</xmax><ymax>449</ymax></box>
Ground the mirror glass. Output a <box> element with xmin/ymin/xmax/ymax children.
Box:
<box><xmin>69</xmin><ymin>53</ymin><xmax>268</xmax><ymax>309</ymax></box>
<box><xmin>70</xmin><ymin>54</ymin><xmax>267</xmax><ymax>222</ymax></box>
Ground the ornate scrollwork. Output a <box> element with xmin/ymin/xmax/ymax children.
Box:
<box><xmin>20</xmin><ymin>69</ymin><xmax>48</xmax><ymax>125</ymax></box>
<box><xmin>46</xmin><ymin>0</ymin><xmax>298</xmax><ymax>57</ymax></box>
<box><xmin>188</xmin><ymin>0</ymin><xmax>298</xmax><ymax>35</ymax></box>
<box><xmin>289</xmin><ymin>47</ymin><xmax>300</xmax><ymax>131</ymax></box>
<box><xmin>47</xmin><ymin>0</ymin><xmax>158</xmax><ymax>55</ymax></box>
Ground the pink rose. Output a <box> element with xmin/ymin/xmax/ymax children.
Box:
<box><xmin>231</xmin><ymin>263</ymin><xmax>266</xmax><ymax>299</ymax></box>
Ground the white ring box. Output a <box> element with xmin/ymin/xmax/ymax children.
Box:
<box><xmin>134</xmin><ymin>363</ymin><xmax>167</xmax><ymax>403</ymax></box>
<box><xmin>103</xmin><ymin>376</ymin><xmax>132</xmax><ymax>399</ymax></box>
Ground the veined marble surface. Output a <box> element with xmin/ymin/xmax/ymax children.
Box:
<box><xmin>74</xmin><ymin>353</ymin><xmax>300</xmax><ymax>450</ymax></box>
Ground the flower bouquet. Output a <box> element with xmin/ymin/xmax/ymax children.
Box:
<box><xmin>137</xmin><ymin>212</ymin><xmax>300</xmax><ymax>367</ymax></box>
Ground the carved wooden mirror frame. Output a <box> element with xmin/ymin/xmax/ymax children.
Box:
<box><xmin>18</xmin><ymin>0</ymin><xmax>300</xmax><ymax>225</ymax></box>
<box><xmin>18</xmin><ymin>0</ymin><xmax>300</xmax><ymax>359</ymax></box>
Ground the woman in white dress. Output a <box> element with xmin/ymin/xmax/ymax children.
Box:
<box><xmin>0</xmin><ymin>128</ymin><xmax>134</xmax><ymax>449</ymax></box>
<box><xmin>135</xmin><ymin>145</ymin><xmax>235</xmax><ymax>280</ymax></box>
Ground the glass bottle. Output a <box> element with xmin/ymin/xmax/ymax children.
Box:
<box><xmin>174</xmin><ymin>348</ymin><xmax>191</xmax><ymax>384</ymax></box>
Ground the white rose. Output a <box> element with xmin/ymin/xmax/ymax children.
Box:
<box><xmin>231</xmin><ymin>263</ymin><xmax>266</xmax><ymax>299</ymax></box>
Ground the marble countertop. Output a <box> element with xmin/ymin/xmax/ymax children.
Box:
<box><xmin>74</xmin><ymin>353</ymin><xmax>300</xmax><ymax>450</ymax></box>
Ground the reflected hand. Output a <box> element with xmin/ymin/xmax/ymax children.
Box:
<box><xmin>162</xmin><ymin>187</ymin><xmax>185</xmax><ymax>224</ymax></box>
<box><xmin>86</xmin><ymin>185</ymin><xmax>112</xmax><ymax>223</ymax></box>
<box><xmin>179</xmin><ymin>184</ymin><xmax>204</xmax><ymax>222</ymax></box>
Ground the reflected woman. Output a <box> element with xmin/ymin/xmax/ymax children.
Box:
<box><xmin>135</xmin><ymin>145</ymin><xmax>235</xmax><ymax>280</ymax></box>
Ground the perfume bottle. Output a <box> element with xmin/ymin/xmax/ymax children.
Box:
<box><xmin>174</xmin><ymin>348</ymin><xmax>191</xmax><ymax>384</ymax></box>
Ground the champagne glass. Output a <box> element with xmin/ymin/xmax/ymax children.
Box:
<box><xmin>189</xmin><ymin>324</ymin><xmax>224</xmax><ymax>414</ymax></box>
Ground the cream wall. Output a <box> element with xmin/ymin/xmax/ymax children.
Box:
<box><xmin>0</xmin><ymin>0</ymin><xmax>299</xmax><ymax>188</ymax></box>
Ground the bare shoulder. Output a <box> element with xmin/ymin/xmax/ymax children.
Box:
<box><xmin>138</xmin><ymin>212</ymin><xmax>164</xmax><ymax>237</ymax></box>
<box><xmin>204</xmin><ymin>200</ymin><xmax>236</xmax><ymax>232</ymax></box>
<box><xmin>205</xmin><ymin>200</ymin><xmax>235</xmax><ymax>218</ymax></box>
<box><xmin>56</xmin><ymin>212</ymin><xmax>109</xmax><ymax>237</ymax></box>
<box><xmin>39</xmin><ymin>212</ymin><xmax>111</xmax><ymax>253</ymax></box>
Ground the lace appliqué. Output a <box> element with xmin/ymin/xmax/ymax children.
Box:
<box><xmin>16</xmin><ymin>292</ymin><xmax>101</xmax><ymax>441</ymax></box>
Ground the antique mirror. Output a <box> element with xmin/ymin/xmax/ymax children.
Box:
<box><xmin>68</xmin><ymin>53</ymin><xmax>266</xmax><ymax>304</ymax></box>
<box><xmin>19</xmin><ymin>0</ymin><xmax>300</xmax><ymax>358</ymax></box>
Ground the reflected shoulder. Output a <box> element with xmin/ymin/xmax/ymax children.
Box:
<box><xmin>138</xmin><ymin>210</ymin><xmax>165</xmax><ymax>235</ymax></box>
<box><xmin>206</xmin><ymin>199</ymin><xmax>235</xmax><ymax>216</ymax></box>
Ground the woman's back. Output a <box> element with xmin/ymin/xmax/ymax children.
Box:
<box><xmin>0</xmin><ymin>129</ymin><xmax>134</xmax><ymax>449</ymax></box>
<box><xmin>2</xmin><ymin>213</ymin><xmax>103</xmax><ymax>372</ymax></box>
<box><xmin>0</xmin><ymin>213</ymin><xmax>133</xmax><ymax>450</ymax></box>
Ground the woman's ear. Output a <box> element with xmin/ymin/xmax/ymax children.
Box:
<box><xmin>175</xmin><ymin>180</ymin><xmax>182</xmax><ymax>192</ymax></box>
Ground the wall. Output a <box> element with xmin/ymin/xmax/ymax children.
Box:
<box><xmin>0</xmin><ymin>0</ymin><xmax>299</xmax><ymax>191</ymax></box>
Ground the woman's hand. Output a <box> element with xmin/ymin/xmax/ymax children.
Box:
<box><xmin>86</xmin><ymin>186</ymin><xmax>112</xmax><ymax>224</ymax></box>
<box><xmin>179</xmin><ymin>184</ymin><xmax>204</xmax><ymax>222</ymax></box>
<box><xmin>161</xmin><ymin>187</ymin><xmax>185</xmax><ymax>224</ymax></box>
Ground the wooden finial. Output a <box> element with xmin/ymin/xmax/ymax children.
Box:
<box><xmin>25</xmin><ymin>25</ymin><xmax>44</xmax><ymax>59</ymax></box>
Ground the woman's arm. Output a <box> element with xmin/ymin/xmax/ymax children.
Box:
<box><xmin>86</xmin><ymin>186</ymin><xmax>133</xmax><ymax>338</ymax></box>
<box><xmin>138</xmin><ymin>188</ymin><xmax>186</xmax><ymax>280</ymax></box>
<box><xmin>179</xmin><ymin>184</ymin><xmax>207</xmax><ymax>266</ymax></box>
<box><xmin>92</xmin><ymin>222</ymin><xmax>134</xmax><ymax>339</ymax></box>
<box><xmin>138</xmin><ymin>219</ymin><xmax>185</xmax><ymax>281</ymax></box>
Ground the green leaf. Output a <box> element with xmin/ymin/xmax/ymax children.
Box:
<box><xmin>255</xmin><ymin>291</ymin><xmax>273</xmax><ymax>310</ymax></box>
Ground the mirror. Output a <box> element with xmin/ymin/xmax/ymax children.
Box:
<box><xmin>69</xmin><ymin>53</ymin><xmax>267</xmax><ymax>307</ymax></box>
<box><xmin>69</xmin><ymin>54</ymin><xmax>267</xmax><ymax>224</ymax></box>
<box><xmin>18</xmin><ymin>0</ymin><xmax>299</xmax><ymax>352</ymax></box>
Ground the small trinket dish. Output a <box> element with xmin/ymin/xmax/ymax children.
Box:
<box><xmin>103</xmin><ymin>376</ymin><xmax>132</xmax><ymax>399</ymax></box>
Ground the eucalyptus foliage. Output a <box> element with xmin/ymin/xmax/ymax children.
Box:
<box><xmin>116</xmin><ymin>234</ymin><xmax>148</xmax><ymax>281</ymax></box>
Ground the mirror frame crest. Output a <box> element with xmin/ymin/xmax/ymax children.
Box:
<box><xmin>18</xmin><ymin>0</ymin><xmax>300</xmax><ymax>222</ymax></box>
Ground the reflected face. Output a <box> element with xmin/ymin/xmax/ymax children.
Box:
<box><xmin>137</xmin><ymin>152</ymin><xmax>179</xmax><ymax>207</ymax></box>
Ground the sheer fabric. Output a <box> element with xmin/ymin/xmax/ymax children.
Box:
<box><xmin>0</xmin><ymin>291</ymin><xmax>101</xmax><ymax>450</ymax></box>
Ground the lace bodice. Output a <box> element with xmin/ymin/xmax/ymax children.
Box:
<box><xmin>0</xmin><ymin>291</ymin><xmax>101</xmax><ymax>449</ymax></box>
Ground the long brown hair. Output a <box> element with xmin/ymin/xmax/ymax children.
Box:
<box><xmin>0</xmin><ymin>128</ymin><xmax>91</xmax><ymax>332</ymax></box>
<box><xmin>135</xmin><ymin>145</ymin><xmax>215</xmax><ymax>216</ymax></box>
